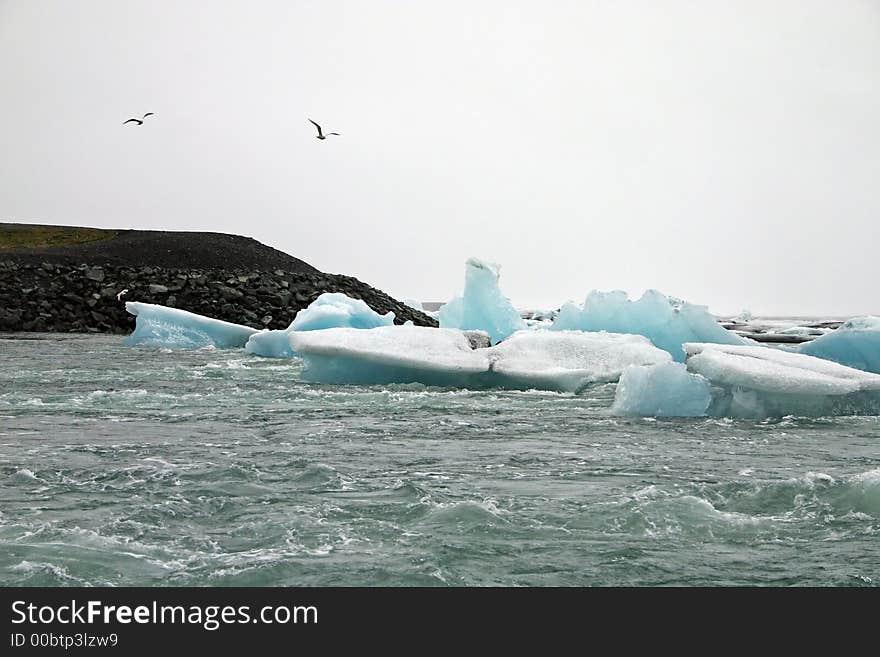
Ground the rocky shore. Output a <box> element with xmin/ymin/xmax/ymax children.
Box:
<box><xmin>0</xmin><ymin>260</ymin><xmax>438</xmax><ymax>333</ymax></box>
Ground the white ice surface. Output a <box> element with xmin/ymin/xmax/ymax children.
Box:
<box><xmin>290</xmin><ymin>326</ymin><xmax>671</xmax><ymax>392</ymax></box>
<box><xmin>488</xmin><ymin>330</ymin><xmax>670</xmax><ymax>392</ymax></box>
<box><xmin>684</xmin><ymin>343</ymin><xmax>880</xmax><ymax>395</ymax></box>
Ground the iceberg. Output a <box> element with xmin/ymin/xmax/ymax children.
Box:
<box><xmin>439</xmin><ymin>258</ymin><xmax>526</xmax><ymax>344</ymax></box>
<box><xmin>612</xmin><ymin>363</ymin><xmax>712</xmax><ymax>417</ymax></box>
<box><xmin>799</xmin><ymin>316</ymin><xmax>880</xmax><ymax>374</ymax></box>
<box><xmin>550</xmin><ymin>289</ymin><xmax>746</xmax><ymax>361</ymax></box>
<box><xmin>683</xmin><ymin>343</ymin><xmax>880</xmax><ymax>396</ymax></box>
<box><xmin>244</xmin><ymin>292</ymin><xmax>396</xmax><ymax>358</ymax></box>
<box><xmin>124</xmin><ymin>302</ymin><xmax>258</xmax><ymax>349</ymax></box>
<box><xmin>244</xmin><ymin>328</ymin><xmax>298</xmax><ymax>358</ymax></box>
<box><xmin>289</xmin><ymin>293</ymin><xmax>395</xmax><ymax>331</ymax></box>
<box><xmin>289</xmin><ymin>325</ymin><xmax>489</xmax><ymax>387</ymax></box>
<box><xmin>290</xmin><ymin>326</ymin><xmax>670</xmax><ymax>392</ymax></box>
<box><xmin>488</xmin><ymin>330</ymin><xmax>670</xmax><ymax>392</ymax></box>
<box><xmin>610</xmin><ymin>343</ymin><xmax>880</xmax><ymax>418</ymax></box>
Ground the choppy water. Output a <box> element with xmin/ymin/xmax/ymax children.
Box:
<box><xmin>1</xmin><ymin>333</ymin><xmax>878</xmax><ymax>586</ymax></box>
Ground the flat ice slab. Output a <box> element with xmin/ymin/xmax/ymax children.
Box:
<box><xmin>290</xmin><ymin>326</ymin><xmax>670</xmax><ymax>392</ymax></box>
<box><xmin>683</xmin><ymin>343</ymin><xmax>880</xmax><ymax>395</ymax></box>
<box><xmin>289</xmin><ymin>325</ymin><xmax>488</xmax><ymax>387</ymax></box>
<box><xmin>489</xmin><ymin>330</ymin><xmax>670</xmax><ymax>392</ymax></box>
<box><xmin>612</xmin><ymin>343</ymin><xmax>880</xmax><ymax>418</ymax></box>
<box><xmin>124</xmin><ymin>302</ymin><xmax>258</xmax><ymax>349</ymax></box>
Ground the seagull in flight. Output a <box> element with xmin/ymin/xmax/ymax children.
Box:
<box><xmin>116</xmin><ymin>289</ymin><xmax>129</xmax><ymax>301</ymax></box>
<box><xmin>123</xmin><ymin>113</ymin><xmax>155</xmax><ymax>126</ymax></box>
<box><xmin>308</xmin><ymin>118</ymin><xmax>339</xmax><ymax>140</ymax></box>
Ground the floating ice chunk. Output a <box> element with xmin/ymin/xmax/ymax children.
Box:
<box><xmin>244</xmin><ymin>293</ymin><xmax>396</xmax><ymax>358</ymax></box>
<box><xmin>439</xmin><ymin>258</ymin><xmax>526</xmax><ymax>344</ymax></box>
<box><xmin>245</xmin><ymin>329</ymin><xmax>297</xmax><ymax>358</ymax></box>
<box><xmin>684</xmin><ymin>343</ymin><xmax>880</xmax><ymax>417</ymax></box>
<box><xmin>124</xmin><ymin>302</ymin><xmax>258</xmax><ymax>349</ymax></box>
<box><xmin>489</xmin><ymin>330</ymin><xmax>670</xmax><ymax>392</ymax></box>
<box><xmin>683</xmin><ymin>343</ymin><xmax>880</xmax><ymax>394</ymax></box>
<box><xmin>800</xmin><ymin>316</ymin><xmax>880</xmax><ymax>374</ymax></box>
<box><xmin>289</xmin><ymin>325</ymin><xmax>489</xmax><ymax>387</ymax></box>
<box><xmin>611</xmin><ymin>363</ymin><xmax>712</xmax><ymax>417</ymax></box>
<box><xmin>290</xmin><ymin>292</ymin><xmax>395</xmax><ymax>331</ymax></box>
<box><xmin>551</xmin><ymin>289</ymin><xmax>746</xmax><ymax>361</ymax></box>
<box><xmin>291</xmin><ymin>326</ymin><xmax>670</xmax><ymax>392</ymax></box>
<box><xmin>612</xmin><ymin>343</ymin><xmax>880</xmax><ymax>418</ymax></box>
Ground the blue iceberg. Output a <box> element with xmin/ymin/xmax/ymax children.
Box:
<box><xmin>799</xmin><ymin>316</ymin><xmax>880</xmax><ymax>374</ymax></box>
<box><xmin>439</xmin><ymin>258</ymin><xmax>526</xmax><ymax>344</ymax></box>
<box><xmin>612</xmin><ymin>362</ymin><xmax>712</xmax><ymax>417</ymax></box>
<box><xmin>551</xmin><ymin>289</ymin><xmax>746</xmax><ymax>361</ymax></box>
<box><xmin>124</xmin><ymin>302</ymin><xmax>258</xmax><ymax>349</ymax></box>
<box><xmin>245</xmin><ymin>293</ymin><xmax>396</xmax><ymax>358</ymax></box>
<box><xmin>290</xmin><ymin>293</ymin><xmax>395</xmax><ymax>331</ymax></box>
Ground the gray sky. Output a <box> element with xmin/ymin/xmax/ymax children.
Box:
<box><xmin>1</xmin><ymin>0</ymin><xmax>877</xmax><ymax>315</ymax></box>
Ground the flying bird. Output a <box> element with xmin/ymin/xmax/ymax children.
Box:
<box><xmin>116</xmin><ymin>289</ymin><xmax>129</xmax><ymax>301</ymax></box>
<box><xmin>123</xmin><ymin>113</ymin><xmax>155</xmax><ymax>126</ymax></box>
<box><xmin>308</xmin><ymin>118</ymin><xmax>339</xmax><ymax>140</ymax></box>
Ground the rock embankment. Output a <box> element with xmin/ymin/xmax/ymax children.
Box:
<box><xmin>0</xmin><ymin>260</ymin><xmax>438</xmax><ymax>333</ymax></box>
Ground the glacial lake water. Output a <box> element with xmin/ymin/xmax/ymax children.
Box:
<box><xmin>1</xmin><ymin>333</ymin><xmax>878</xmax><ymax>586</ymax></box>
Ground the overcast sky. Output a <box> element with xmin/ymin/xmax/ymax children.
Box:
<box><xmin>1</xmin><ymin>1</ymin><xmax>877</xmax><ymax>315</ymax></box>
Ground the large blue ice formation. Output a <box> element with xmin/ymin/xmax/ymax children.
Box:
<box><xmin>438</xmin><ymin>258</ymin><xmax>526</xmax><ymax>344</ymax></box>
<box><xmin>799</xmin><ymin>316</ymin><xmax>880</xmax><ymax>374</ymax></box>
<box><xmin>289</xmin><ymin>326</ymin><xmax>669</xmax><ymax>392</ymax></box>
<box><xmin>613</xmin><ymin>343</ymin><xmax>880</xmax><ymax>418</ymax></box>
<box><xmin>611</xmin><ymin>363</ymin><xmax>712</xmax><ymax>417</ymax></box>
<box><xmin>123</xmin><ymin>302</ymin><xmax>258</xmax><ymax>349</ymax></box>
<box><xmin>244</xmin><ymin>293</ymin><xmax>396</xmax><ymax>358</ymax></box>
<box><xmin>550</xmin><ymin>289</ymin><xmax>746</xmax><ymax>361</ymax></box>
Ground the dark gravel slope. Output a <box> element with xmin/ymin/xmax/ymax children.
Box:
<box><xmin>0</xmin><ymin>223</ymin><xmax>320</xmax><ymax>272</ymax></box>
